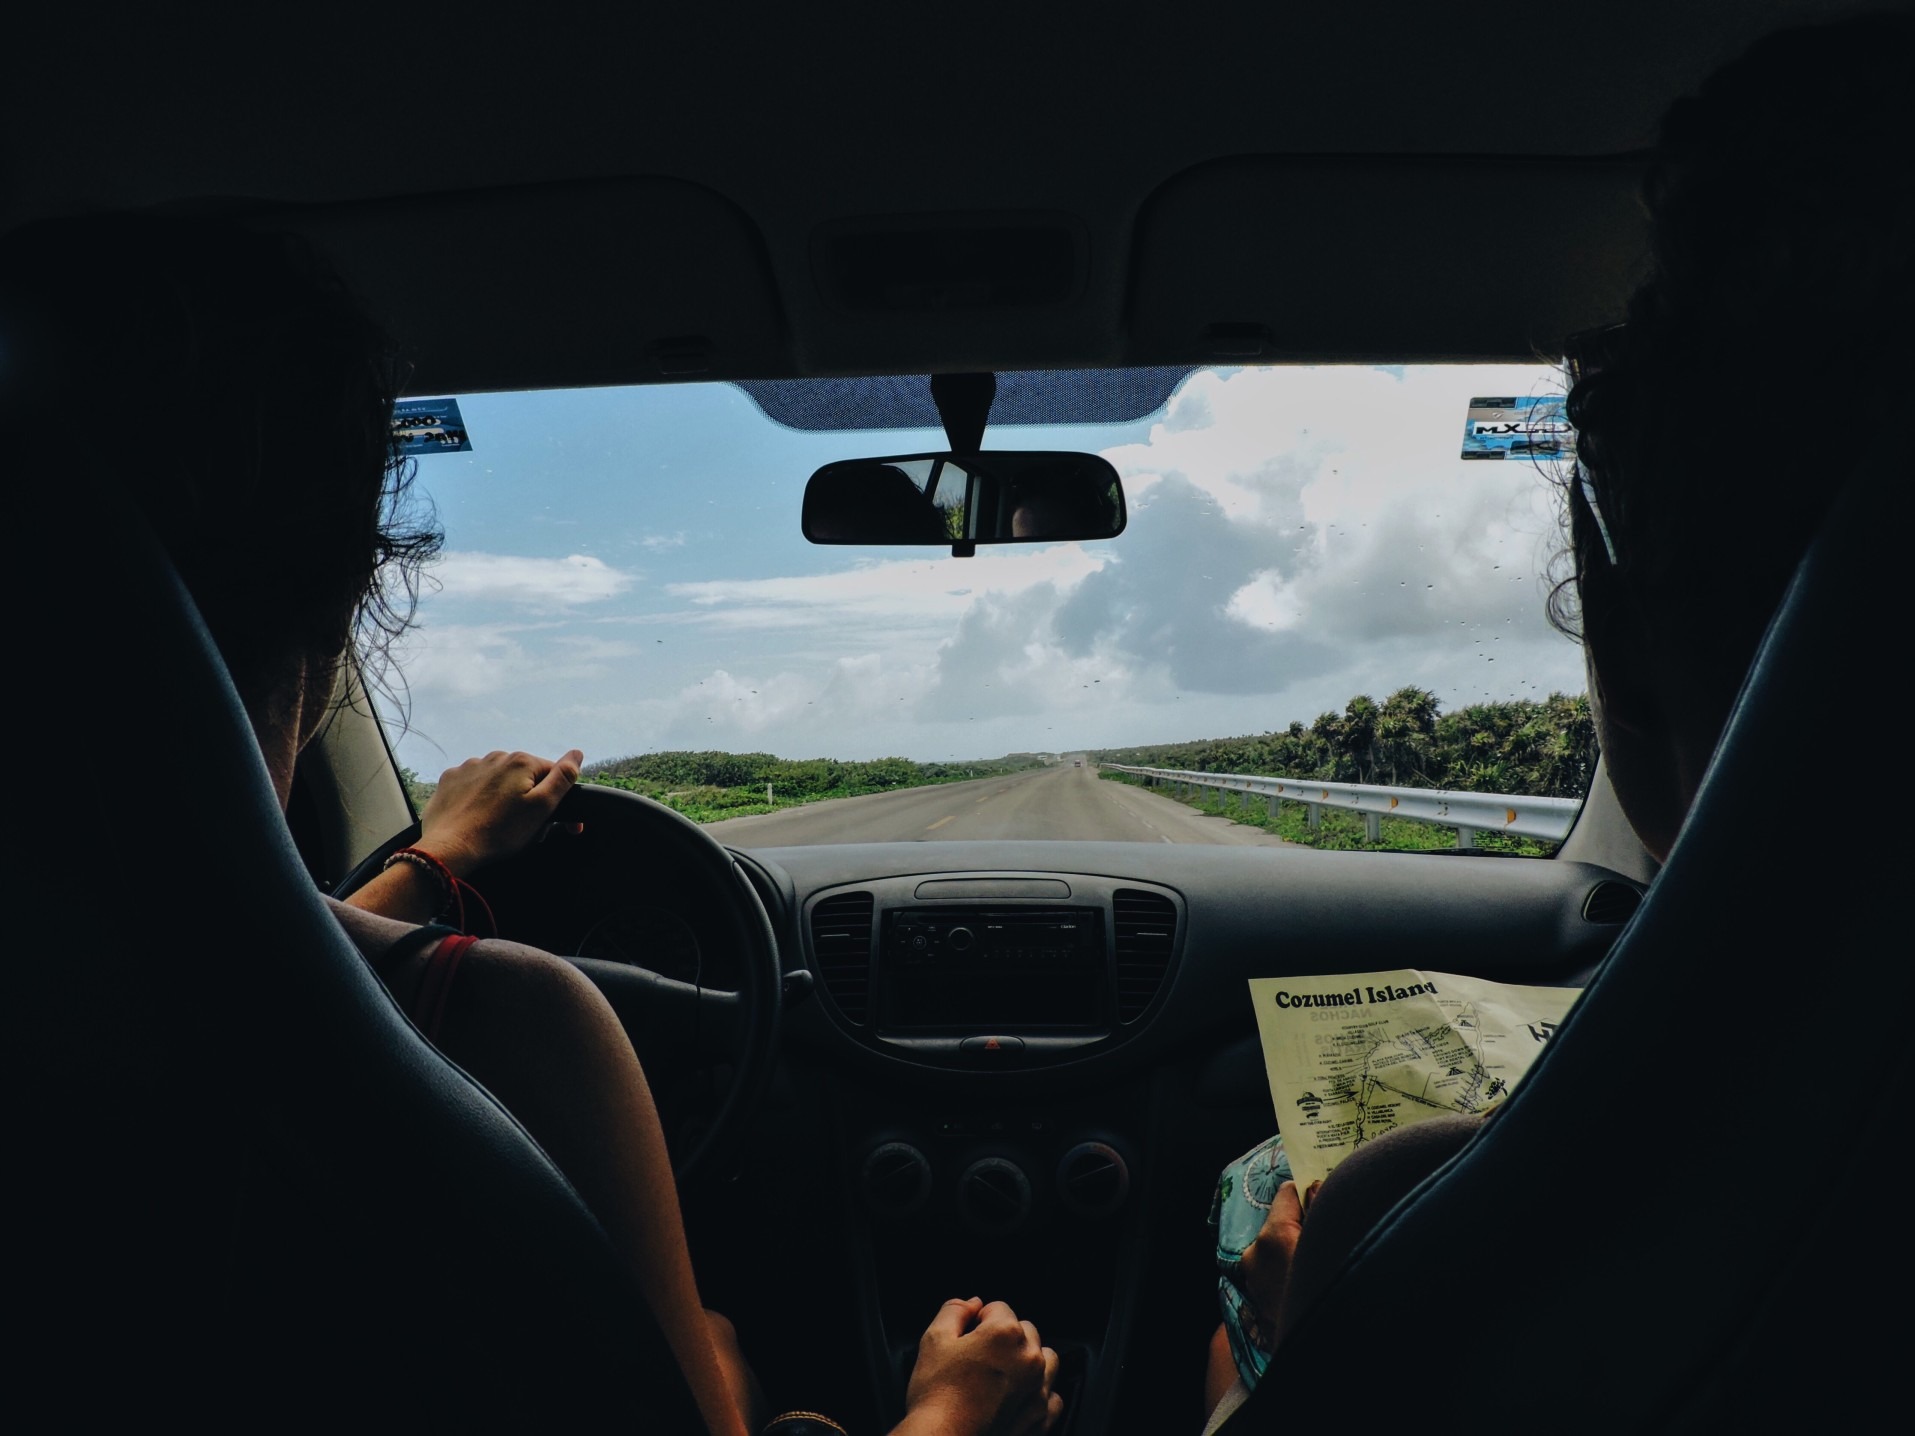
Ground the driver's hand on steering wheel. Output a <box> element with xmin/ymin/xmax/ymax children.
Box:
<box><xmin>418</xmin><ymin>748</ymin><xmax>585</xmax><ymax>877</ymax></box>
<box><xmin>344</xmin><ymin>748</ymin><xmax>583</xmax><ymax>926</ymax></box>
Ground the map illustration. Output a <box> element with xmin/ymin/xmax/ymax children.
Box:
<box><xmin>1248</xmin><ymin>968</ymin><xmax>1583</xmax><ymax>1197</ymax></box>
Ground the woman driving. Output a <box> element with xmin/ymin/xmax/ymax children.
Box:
<box><xmin>0</xmin><ymin>211</ymin><xmax>1063</xmax><ymax>1436</ymax></box>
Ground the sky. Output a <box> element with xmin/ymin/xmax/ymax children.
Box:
<box><xmin>381</xmin><ymin>364</ymin><xmax>1589</xmax><ymax>777</ymax></box>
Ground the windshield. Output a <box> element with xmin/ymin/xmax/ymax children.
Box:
<box><xmin>388</xmin><ymin>365</ymin><xmax>1592</xmax><ymax>853</ymax></box>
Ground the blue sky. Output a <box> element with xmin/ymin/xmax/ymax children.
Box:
<box><xmin>383</xmin><ymin>365</ymin><xmax>1587</xmax><ymax>777</ymax></box>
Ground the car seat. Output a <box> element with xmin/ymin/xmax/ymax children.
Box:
<box><xmin>18</xmin><ymin>493</ymin><xmax>704</xmax><ymax>1428</ymax></box>
<box><xmin>1220</xmin><ymin>461</ymin><xmax>1890</xmax><ymax>1429</ymax></box>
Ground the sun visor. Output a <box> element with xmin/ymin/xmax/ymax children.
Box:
<box><xmin>263</xmin><ymin>177</ymin><xmax>786</xmax><ymax>395</ymax></box>
<box><xmin>1129</xmin><ymin>156</ymin><xmax>1647</xmax><ymax>363</ymax></box>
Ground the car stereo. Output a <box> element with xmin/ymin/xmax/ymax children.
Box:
<box><xmin>876</xmin><ymin>906</ymin><xmax>1107</xmax><ymax>1030</ymax></box>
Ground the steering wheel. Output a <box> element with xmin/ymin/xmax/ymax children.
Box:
<box><xmin>333</xmin><ymin>783</ymin><xmax>782</xmax><ymax>1189</ymax></box>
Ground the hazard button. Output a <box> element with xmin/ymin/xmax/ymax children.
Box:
<box><xmin>959</xmin><ymin>1035</ymin><xmax>1025</xmax><ymax>1056</ymax></box>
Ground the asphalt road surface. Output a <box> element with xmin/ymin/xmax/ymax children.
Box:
<box><xmin>703</xmin><ymin>764</ymin><xmax>1293</xmax><ymax>847</ymax></box>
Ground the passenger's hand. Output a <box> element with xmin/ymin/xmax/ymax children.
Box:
<box><xmin>418</xmin><ymin>748</ymin><xmax>583</xmax><ymax>876</ymax></box>
<box><xmin>1237</xmin><ymin>1178</ymin><xmax>1320</xmax><ymax>1346</ymax></box>
<box><xmin>899</xmin><ymin>1296</ymin><xmax>1061</xmax><ymax>1436</ymax></box>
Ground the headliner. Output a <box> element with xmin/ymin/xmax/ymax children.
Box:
<box><xmin>1</xmin><ymin>1</ymin><xmax>1868</xmax><ymax>390</ymax></box>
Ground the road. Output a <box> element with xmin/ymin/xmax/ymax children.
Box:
<box><xmin>703</xmin><ymin>764</ymin><xmax>1293</xmax><ymax>847</ymax></box>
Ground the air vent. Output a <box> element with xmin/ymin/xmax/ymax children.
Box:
<box><xmin>810</xmin><ymin>891</ymin><xmax>875</xmax><ymax>1024</ymax></box>
<box><xmin>1582</xmin><ymin>881</ymin><xmax>1644</xmax><ymax>925</ymax></box>
<box><xmin>1112</xmin><ymin>889</ymin><xmax>1177</xmax><ymax>1022</ymax></box>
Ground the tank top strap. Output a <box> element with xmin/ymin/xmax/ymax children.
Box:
<box><xmin>364</xmin><ymin>922</ymin><xmax>461</xmax><ymax>983</ymax></box>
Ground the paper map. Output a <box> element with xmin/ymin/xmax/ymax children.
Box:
<box><xmin>1249</xmin><ymin>968</ymin><xmax>1583</xmax><ymax>1198</ymax></box>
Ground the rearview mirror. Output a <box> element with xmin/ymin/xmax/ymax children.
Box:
<box><xmin>803</xmin><ymin>451</ymin><xmax>1125</xmax><ymax>556</ymax></box>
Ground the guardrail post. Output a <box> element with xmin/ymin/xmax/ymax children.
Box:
<box><xmin>1364</xmin><ymin>811</ymin><xmax>1381</xmax><ymax>842</ymax></box>
<box><xmin>1268</xmin><ymin>794</ymin><xmax>1281</xmax><ymax>819</ymax></box>
<box><xmin>1306</xmin><ymin>803</ymin><xmax>1321</xmax><ymax>831</ymax></box>
<box><xmin>1455</xmin><ymin>826</ymin><xmax>1476</xmax><ymax>850</ymax></box>
<box><xmin>1239</xmin><ymin>791</ymin><xmax>1251</xmax><ymax>811</ymax></box>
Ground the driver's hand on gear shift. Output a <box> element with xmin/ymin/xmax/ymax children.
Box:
<box><xmin>893</xmin><ymin>1296</ymin><xmax>1063</xmax><ymax>1436</ymax></box>
<box><xmin>419</xmin><ymin>748</ymin><xmax>585</xmax><ymax>876</ymax></box>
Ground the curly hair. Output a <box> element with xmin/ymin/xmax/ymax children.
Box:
<box><xmin>1552</xmin><ymin>11</ymin><xmax>1911</xmax><ymax>711</ymax></box>
<box><xmin>0</xmin><ymin>213</ymin><xmax>442</xmax><ymax>712</ymax></box>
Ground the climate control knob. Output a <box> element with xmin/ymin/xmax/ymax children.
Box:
<box><xmin>1056</xmin><ymin>1141</ymin><xmax>1130</xmax><ymax>1218</ymax></box>
<box><xmin>861</xmin><ymin>1142</ymin><xmax>932</xmax><ymax>1217</ymax></box>
<box><xmin>957</xmin><ymin>1157</ymin><xmax>1032</xmax><ymax>1234</ymax></box>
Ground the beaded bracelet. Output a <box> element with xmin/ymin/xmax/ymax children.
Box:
<box><xmin>760</xmin><ymin>1414</ymin><xmax>848</xmax><ymax>1436</ymax></box>
<box><xmin>383</xmin><ymin>847</ymin><xmax>455</xmax><ymax>911</ymax></box>
<box><xmin>380</xmin><ymin>846</ymin><xmax>498</xmax><ymax>938</ymax></box>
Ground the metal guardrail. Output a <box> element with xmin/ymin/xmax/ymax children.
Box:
<box><xmin>1100</xmin><ymin>764</ymin><xmax>1582</xmax><ymax>847</ymax></box>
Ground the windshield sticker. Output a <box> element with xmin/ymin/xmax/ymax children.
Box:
<box><xmin>392</xmin><ymin>397</ymin><xmax>472</xmax><ymax>455</ymax></box>
<box><xmin>1461</xmin><ymin>395</ymin><xmax>1571</xmax><ymax>461</ymax></box>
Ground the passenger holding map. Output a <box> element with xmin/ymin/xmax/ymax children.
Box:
<box><xmin>1198</xmin><ymin>14</ymin><xmax>1910</xmax><ymax>1432</ymax></box>
<box><xmin>1204</xmin><ymin>970</ymin><xmax>1578</xmax><ymax>1407</ymax></box>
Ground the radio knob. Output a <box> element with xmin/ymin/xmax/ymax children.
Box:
<box><xmin>1056</xmin><ymin>1141</ymin><xmax>1130</xmax><ymax>1218</ymax></box>
<box><xmin>957</xmin><ymin>1157</ymin><xmax>1031</xmax><ymax>1234</ymax></box>
<box><xmin>946</xmin><ymin>926</ymin><xmax>975</xmax><ymax>952</ymax></box>
<box><xmin>861</xmin><ymin>1142</ymin><xmax>932</xmax><ymax>1216</ymax></box>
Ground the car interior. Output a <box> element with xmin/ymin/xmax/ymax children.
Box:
<box><xmin>12</xmin><ymin>3</ymin><xmax>1896</xmax><ymax>1430</ymax></box>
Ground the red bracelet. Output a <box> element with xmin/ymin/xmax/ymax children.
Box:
<box><xmin>380</xmin><ymin>846</ymin><xmax>496</xmax><ymax>938</ymax></box>
<box><xmin>459</xmin><ymin>878</ymin><xmax>496</xmax><ymax>938</ymax></box>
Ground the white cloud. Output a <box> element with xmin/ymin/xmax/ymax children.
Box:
<box><xmin>1224</xmin><ymin>569</ymin><xmax>1308</xmax><ymax>633</ymax></box>
<box><xmin>392</xmin><ymin>621</ymin><xmax>643</xmax><ymax>703</ymax></box>
<box><xmin>427</xmin><ymin>551</ymin><xmax>635</xmax><ymax>607</ymax></box>
<box><xmin>1049</xmin><ymin>365</ymin><xmax>1580</xmax><ymax>696</ymax></box>
<box><xmin>665</xmin><ymin>544</ymin><xmax>1106</xmax><ymax>623</ymax></box>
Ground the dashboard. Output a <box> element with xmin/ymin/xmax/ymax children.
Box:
<box><xmin>752</xmin><ymin>839</ymin><xmax>1628</xmax><ymax>1056</ymax></box>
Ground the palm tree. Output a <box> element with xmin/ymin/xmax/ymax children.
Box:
<box><xmin>1377</xmin><ymin>686</ymin><xmax>1439</xmax><ymax>785</ymax></box>
<box><xmin>1339</xmin><ymin>695</ymin><xmax>1380</xmax><ymax>783</ymax></box>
